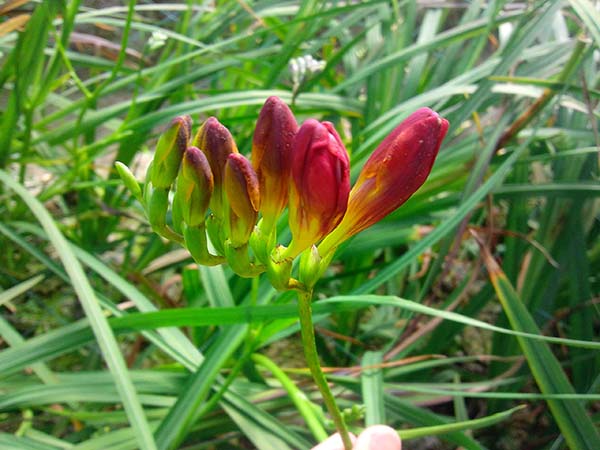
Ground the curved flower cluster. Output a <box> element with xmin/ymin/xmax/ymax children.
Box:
<box><xmin>117</xmin><ymin>97</ymin><xmax>449</xmax><ymax>289</ymax></box>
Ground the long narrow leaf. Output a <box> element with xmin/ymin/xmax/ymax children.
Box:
<box><xmin>478</xmin><ymin>238</ymin><xmax>600</xmax><ymax>450</ymax></box>
<box><xmin>399</xmin><ymin>405</ymin><xmax>525</xmax><ymax>440</ymax></box>
<box><xmin>0</xmin><ymin>169</ymin><xmax>158</xmax><ymax>450</ymax></box>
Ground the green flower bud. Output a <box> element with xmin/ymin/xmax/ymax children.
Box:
<box><xmin>115</xmin><ymin>161</ymin><xmax>143</xmax><ymax>204</ymax></box>
<box><xmin>150</xmin><ymin>115</ymin><xmax>192</xmax><ymax>188</ymax></box>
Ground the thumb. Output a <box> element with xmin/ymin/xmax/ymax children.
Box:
<box><xmin>311</xmin><ymin>432</ymin><xmax>357</xmax><ymax>450</ymax></box>
<box><xmin>354</xmin><ymin>425</ymin><xmax>401</xmax><ymax>450</ymax></box>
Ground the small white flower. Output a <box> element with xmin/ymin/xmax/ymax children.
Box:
<box><xmin>289</xmin><ymin>55</ymin><xmax>326</xmax><ymax>91</ymax></box>
<box><xmin>148</xmin><ymin>30</ymin><xmax>168</xmax><ymax>51</ymax></box>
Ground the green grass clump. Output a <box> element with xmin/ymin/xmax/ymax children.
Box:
<box><xmin>1</xmin><ymin>1</ymin><xmax>599</xmax><ymax>449</ymax></box>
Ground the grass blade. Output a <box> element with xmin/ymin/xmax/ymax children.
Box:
<box><xmin>252</xmin><ymin>353</ymin><xmax>328</xmax><ymax>442</ymax></box>
<box><xmin>361</xmin><ymin>351</ymin><xmax>385</xmax><ymax>426</ymax></box>
<box><xmin>0</xmin><ymin>273</ymin><xmax>44</xmax><ymax>308</ymax></box>
<box><xmin>477</xmin><ymin>234</ymin><xmax>600</xmax><ymax>450</ymax></box>
<box><xmin>154</xmin><ymin>325</ymin><xmax>248</xmax><ymax>450</ymax></box>
<box><xmin>0</xmin><ymin>169</ymin><xmax>158</xmax><ymax>450</ymax></box>
<box><xmin>399</xmin><ymin>405</ymin><xmax>525</xmax><ymax>440</ymax></box>
<box><xmin>3</xmin><ymin>295</ymin><xmax>600</xmax><ymax>378</ymax></box>
<box><xmin>568</xmin><ymin>0</ymin><xmax>600</xmax><ymax>46</ymax></box>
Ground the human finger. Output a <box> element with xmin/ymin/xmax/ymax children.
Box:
<box><xmin>310</xmin><ymin>432</ymin><xmax>357</xmax><ymax>450</ymax></box>
<box><xmin>354</xmin><ymin>425</ymin><xmax>401</xmax><ymax>450</ymax></box>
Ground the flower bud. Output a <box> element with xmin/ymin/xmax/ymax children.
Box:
<box><xmin>287</xmin><ymin>120</ymin><xmax>350</xmax><ymax>257</ymax></box>
<box><xmin>174</xmin><ymin>146</ymin><xmax>214</xmax><ymax>227</ymax></box>
<box><xmin>224</xmin><ymin>153</ymin><xmax>260</xmax><ymax>247</ymax></box>
<box><xmin>150</xmin><ymin>115</ymin><xmax>192</xmax><ymax>188</ymax></box>
<box><xmin>192</xmin><ymin>117</ymin><xmax>238</xmax><ymax>217</ymax></box>
<box><xmin>319</xmin><ymin>108</ymin><xmax>449</xmax><ymax>255</ymax></box>
<box><xmin>251</xmin><ymin>96</ymin><xmax>298</xmax><ymax>230</ymax></box>
<box><xmin>115</xmin><ymin>161</ymin><xmax>143</xmax><ymax>204</ymax></box>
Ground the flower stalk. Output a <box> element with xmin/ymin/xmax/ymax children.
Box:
<box><xmin>296</xmin><ymin>288</ymin><xmax>353</xmax><ymax>450</ymax></box>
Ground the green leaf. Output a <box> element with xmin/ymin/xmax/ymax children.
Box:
<box><xmin>361</xmin><ymin>351</ymin><xmax>385</xmax><ymax>426</ymax></box>
<box><xmin>0</xmin><ymin>170</ymin><xmax>158</xmax><ymax>450</ymax></box>
<box><xmin>478</xmin><ymin>238</ymin><xmax>600</xmax><ymax>450</ymax></box>
<box><xmin>0</xmin><ymin>274</ymin><xmax>45</xmax><ymax>308</ymax></box>
<box><xmin>252</xmin><ymin>353</ymin><xmax>328</xmax><ymax>442</ymax></box>
<box><xmin>2</xmin><ymin>296</ymin><xmax>600</xmax><ymax>378</ymax></box>
<box><xmin>399</xmin><ymin>405</ymin><xmax>525</xmax><ymax>440</ymax></box>
<box><xmin>0</xmin><ymin>432</ymin><xmax>62</xmax><ymax>450</ymax></box>
<box><xmin>154</xmin><ymin>325</ymin><xmax>248</xmax><ymax>450</ymax></box>
<box><xmin>568</xmin><ymin>0</ymin><xmax>600</xmax><ymax>47</ymax></box>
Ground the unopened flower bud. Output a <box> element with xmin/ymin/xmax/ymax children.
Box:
<box><xmin>174</xmin><ymin>146</ymin><xmax>214</xmax><ymax>227</ymax></box>
<box><xmin>319</xmin><ymin>108</ymin><xmax>449</xmax><ymax>255</ymax></box>
<box><xmin>115</xmin><ymin>161</ymin><xmax>143</xmax><ymax>204</ymax></box>
<box><xmin>287</xmin><ymin>120</ymin><xmax>350</xmax><ymax>257</ymax></box>
<box><xmin>192</xmin><ymin>117</ymin><xmax>238</xmax><ymax>217</ymax></box>
<box><xmin>224</xmin><ymin>153</ymin><xmax>260</xmax><ymax>247</ymax></box>
<box><xmin>150</xmin><ymin>115</ymin><xmax>192</xmax><ymax>188</ymax></box>
<box><xmin>251</xmin><ymin>96</ymin><xmax>298</xmax><ymax>230</ymax></box>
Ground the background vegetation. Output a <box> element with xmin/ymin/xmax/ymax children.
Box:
<box><xmin>0</xmin><ymin>1</ymin><xmax>599</xmax><ymax>449</ymax></box>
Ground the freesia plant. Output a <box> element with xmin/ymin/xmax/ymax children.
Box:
<box><xmin>117</xmin><ymin>96</ymin><xmax>449</xmax><ymax>450</ymax></box>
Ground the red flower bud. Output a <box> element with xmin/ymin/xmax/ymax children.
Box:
<box><xmin>192</xmin><ymin>117</ymin><xmax>238</xmax><ymax>217</ymax></box>
<box><xmin>287</xmin><ymin>119</ymin><xmax>350</xmax><ymax>257</ymax></box>
<box><xmin>319</xmin><ymin>108</ymin><xmax>449</xmax><ymax>255</ymax></box>
<box><xmin>175</xmin><ymin>146</ymin><xmax>214</xmax><ymax>227</ymax></box>
<box><xmin>251</xmin><ymin>96</ymin><xmax>298</xmax><ymax>229</ymax></box>
<box><xmin>150</xmin><ymin>115</ymin><xmax>192</xmax><ymax>188</ymax></box>
<box><xmin>224</xmin><ymin>153</ymin><xmax>260</xmax><ymax>247</ymax></box>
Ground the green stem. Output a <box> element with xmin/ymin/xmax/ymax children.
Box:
<box><xmin>297</xmin><ymin>289</ymin><xmax>353</xmax><ymax>450</ymax></box>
